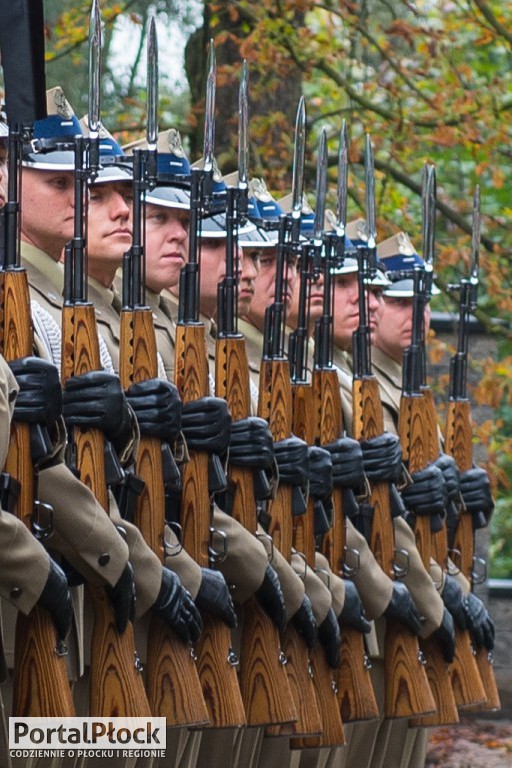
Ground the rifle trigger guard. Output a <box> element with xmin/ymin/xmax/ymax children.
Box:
<box><xmin>256</xmin><ymin>530</ymin><xmax>274</xmax><ymax>563</ymax></box>
<box><xmin>471</xmin><ymin>555</ymin><xmax>487</xmax><ymax>585</ymax></box>
<box><xmin>314</xmin><ymin>566</ymin><xmax>331</xmax><ymax>591</ymax></box>
<box><xmin>209</xmin><ymin>526</ymin><xmax>228</xmax><ymax>564</ymax></box>
<box><xmin>343</xmin><ymin>546</ymin><xmax>360</xmax><ymax>578</ymax></box>
<box><xmin>393</xmin><ymin>548</ymin><xmax>410</xmax><ymax>579</ymax></box>
<box><xmin>447</xmin><ymin>548</ymin><xmax>462</xmax><ymax>576</ymax></box>
<box><xmin>31</xmin><ymin>501</ymin><xmax>54</xmax><ymax>541</ymax></box>
<box><xmin>164</xmin><ymin>523</ymin><xmax>183</xmax><ymax>557</ymax></box>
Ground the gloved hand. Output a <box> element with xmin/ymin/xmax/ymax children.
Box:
<box><xmin>459</xmin><ymin>467</ymin><xmax>494</xmax><ymax>529</ymax></box>
<box><xmin>229</xmin><ymin>417</ymin><xmax>274</xmax><ymax>469</ymax></box>
<box><xmin>181</xmin><ymin>397</ymin><xmax>231</xmax><ymax>454</ymax></box>
<box><xmin>318</xmin><ymin>607</ymin><xmax>341</xmax><ymax>668</ymax></box>
<box><xmin>273</xmin><ymin>435</ymin><xmax>309</xmax><ymax>485</ymax></box>
<box><xmin>108</xmin><ymin>562</ymin><xmax>136</xmax><ymax>633</ymax></box>
<box><xmin>195</xmin><ymin>568</ymin><xmax>237</xmax><ymax>628</ymax></box>
<box><xmin>384</xmin><ymin>581</ymin><xmax>422</xmax><ymax>635</ymax></box>
<box><xmin>9</xmin><ymin>356</ymin><xmax>62</xmax><ymax>426</ymax></box>
<box><xmin>324</xmin><ymin>436</ymin><xmax>364</xmax><ymax>489</ymax></box>
<box><xmin>360</xmin><ymin>433</ymin><xmax>402</xmax><ymax>483</ymax></box>
<box><xmin>339</xmin><ymin>580</ymin><xmax>371</xmax><ymax>634</ymax></box>
<box><xmin>441</xmin><ymin>573</ymin><xmax>467</xmax><ymax>630</ymax></box>
<box><xmin>463</xmin><ymin>592</ymin><xmax>495</xmax><ymax>651</ymax></box>
<box><xmin>432</xmin><ymin>607</ymin><xmax>456</xmax><ymax>663</ymax></box>
<box><xmin>125</xmin><ymin>378</ymin><xmax>182</xmax><ymax>441</ymax></box>
<box><xmin>434</xmin><ymin>454</ymin><xmax>460</xmax><ymax>502</ymax></box>
<box><xmin>152</xmin><ymin>567</ymin><xmax>202</xmax><ymax>643</ymax></box>
<box><xmin>401</xmin><ymin>464</ymin><xmax>447</xmax><ymax>517</ymax></box>
<box><xmin>292</xmin><ymin>594</ymin><xmax>318</xmax><ymax>649</ymax></box>
<box><xmin>255</xmin><ymin>564</ymin><xmax>286</xmax><ymax>632</ymax></box>
<box><xmin>62</xmin><ymin>371</ymin><xmax>132</xmax><ymax>452</ymax></box>
<box><xmin>37</xmin><ymin>559</ymin><xmax>73</xmax><ymax>641</ymax></box>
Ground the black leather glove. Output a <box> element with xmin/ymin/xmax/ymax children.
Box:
<box><xmin>339</xmin><ymin>580</ymin><xmax>371</xmax><ymax>634</ymax></box>
<box><xmin>318</xmin><ymin>607</ymin><xmax>341</xmax><ymax>668</ymax></box>
<box><xmin>384</xmin><ymin>581</ymin><xmax>422</xmax><ymax>635</ymax></box>
<box><xmin>401</xmin><ymin>464</ymin><xmax>447</xmax><ymax>517</ymax></box>
<box><xmin>360</xmin><ymin>433</ymin><xmax>402</xmax><ymax>483</ymax></box>
<box><xmin>108</xmin><ymin>562</ymin><xmax>136</xmax><ymax>633</ymax></box>
<box><xmin>9</xmin><ymin>356</ymin><xmax>62</xmax><ymax>426</ymax></box>
<box><xmin>255</xmin><ymin>564</ymin><xmax>286</xmax><ymax>632</ymax></box>
<box><xmin>441</xmin><ymin>574</ymin><xmax>467</xmax><ymax>630</ymax></box>
<box><xmin>432</xmin><ymin>607</ymin><xmax>456</xmax><ymax>663</ymax></box>
<box><xmin>324</xmin><ymin>436</ymin><xmax>364</xmax><ymax>489</ymax></box>
<box><xmin>292</xmin><ymin>595</ymin><xmax>318</xmax><ymax>649</ymax></box>
<box><xmin>125</xmin><ymin>378</ymin><xmax>182</xmax><ymax>441</ymax></box>
<box><xmin>62</xmin><ymin>371</ymin><xmax>132</xmax><ymax>452</ymax></box>
<box><xmin>273</xmin><ymin>435</ymin><xmax>309</xmax><ymax>485</ymax></box>
<box><xmin>229</xmin><ymin>417</ymin><xmax>274</xmax><ymax>469</ymax></box>
<box><xmin>37</xmin><ymin>559</ymin><xmax>73</xmax><ymax>641</ymax></box>
<box><xmin>152</xmin><ymin>567</ymin><xmax>202</xmax><ymax>643</ymax></box>
<box><xmin>195</xmin><ymin>568</ymin><xmax>237</xmax><ymax>628</ymax></box>
<box><xmin>181</xmin><ymin>397</ymin><xmax>231</xmax><ymax>454</ymax></box>
<box><xmin>463</xmin><ymin>592</ymin><xmax>495</xmax><ymax>651</ymax></box>
<box><xmin>459</xmin><ymin>467</ymin><xmax>494</xmax><ymax>529</ymax></box>
<box><xmin>434</xmin><ymin>453</ymin><xmax>460</xmax><ymax>502</ymax></box>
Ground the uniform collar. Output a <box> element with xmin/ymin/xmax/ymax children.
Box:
<box><xmin>371</xmin><ymin>346</ymin><xmax>402</xmax><ymax>389</ymax></box>
<box><xmin>21</xmin><ymin>242</ymin><xmax>64</xmax><ymax>293</ymax></box>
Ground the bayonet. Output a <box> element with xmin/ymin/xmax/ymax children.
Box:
<box><xmin>203</xmin><ymin>40</ymin><xmax>216</xmax><ymax>173</ymax></box>
<box><xmin>238</xmin><ymin>59</ymin><xmax>249</xmax><ymax>195</ymax></box>
<box><xmin>470</xmin><ymin>185</ymin><xmax>480</xmax><ymax>302</ymax></box>
<box><xmin>336</xmin><ymin>120</ymin><xmax>348</xmax><ymax>235</ymax></box>
<box><xmin>313</xmin><ymin>129</ymin><xmax>328</xmax><ymax>243</ymax></box>
<box><xmin>291</xmin><ymin>96</ymin><xmax>306</xmax><ymax>218</ymax></box>
<box><xmin>88</xmin><ymin>0</ymin><xmax>101</xmax><ymax>176</ymax></box>
<box><xmin>146</xmin><ymin>17</ymin><xmax>159</xmax><ymax>150</ymax></box>
<box><xmin>364</xmin><ymin>133</ymin><xmax>376</xmax><ymax>249</ymax></box>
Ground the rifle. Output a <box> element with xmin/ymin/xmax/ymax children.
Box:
<box><xmin>174</xmin><ymin>41</ymin><xmax>246</xmax><ymax>728</ymax></box>
<box><xmin>315</xmin><ymin>124</ymin><xmax>378</xmax><ymax>724</ymax></box>
<box><xmin>60</xmin><ymin>2</ymin><xmax>151</xmax><ymax>717</ymax></box>
<box><xmin>288</xmin><ymin>130</ymin><xmax>345</xmax><ymax>749</ymax></box>
<box><xmin>258</xmin><ymin>96</ymin><xmax>323</xmax><ymax>739</ymax></box>
<box><xmin>351</xmin><ymin>135</ymin><xmax>435</xmax><ymax>718</ymax></box>
<box><xmin>118</xmin><ymin>20</ymin><xmax>208</xmax><ymax>727</ymax></box>
<box><xmin>398</xmin><ymin>165</ymin><xmax>460</xmax><ymax>726</ymax></box>
<box><xmin>444</xmin><ymin>186</ymin><xmax>500</xmax><ymax>710</ymax></box>
<box><xmin>0</xmin><ymin>0</ymin><xmax>74</xmax><ymax>717</ymax></box>
<box><xmin>214</xmin><ymin>61</ymin><xmax>296</xmax><ymax>728</ymax></box>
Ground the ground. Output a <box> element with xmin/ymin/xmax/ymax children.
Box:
<box><xmin>425</xmin><ymin>718</ymin><xmax>512</xmax><ymax>768</ymax></box>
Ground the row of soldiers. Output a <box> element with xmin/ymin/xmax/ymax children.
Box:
<box><xmin>0</xmin><ymin>81</ymin><xmax>497</xmax><ymax>768</ymax></box>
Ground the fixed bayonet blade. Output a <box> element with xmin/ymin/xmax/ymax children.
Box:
<box><xmin>146</xmin><ymin>16</ymin><xmax>159</xmax><ymax>148</ymax></box>
<box><xmin>313</xmin><ymin>129</ymin><xmax>328</xmax><ymax>241</ymax></box>
<box><xmin>291</xmin><ymin>96</ymin><xmax>306</xmax><ymax>216</ymax></box>
<box><xmin>424</xmin><ymin>164</ymin><xmax>436</xmax><ymax>270</ymax></box>
<box><xmin>238</xmin><ymin>59</ymin><xmax>249</xmax><ymax>191</ymax></box>
<box><xmin>470</xmin><ymin>185</ymin><xmax>480</xmax><ymax>282</ymax></box>
<box><xmin>88</xmin><ymin>0</ymin><xmax>101</xmax><ymax>134</ymax></box>
<box><xmin>364</xmin><ymin>133</ymin><xmax>376</xmax><ymax>248</ymax></box>
<box><xmin>336</xmin><ymin>120</ymin><xmax>348</xmax><ymax>235</ymax></box>
<box><xmin>203</xmin><ymin>39</ymin><xmax>216</xmax><ymax>173</ymax></box>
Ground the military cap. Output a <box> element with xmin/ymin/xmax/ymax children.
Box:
<box><xmin>199</xmin><ymin>211</ymin><xmax>256</xmax><ymax>239</ymax></box>
<box><xmin>277</xmin><ymin>191</ymin><xmax>315</xmax><ymax>238</ymax></box>
<box><xmin>190</xmin><ymin>154</ymin><xmax>227</xmax><ymax>213</ymax></box>
<box><xmin>80</xmin><ymin>115</ymin><xmax>132</xmax><ymax>184</ymax></box>
<box><xmin>345</xmin><ymin>217</ymin><xmax>368</xmax><ymax>247</ymax></box>
<box><xmin>22</xmin><ymin>86</ymin><xmax>81</xmax><ymax>170</ymax></box>
<box><xmin>331</xmin><ymin>217</ymin><xmax>389</xmax><ymax>286</ymax></box>
<box><xmin>377</xmin><ymin>231</ymin><xmax>440</xmax><ymax>296</ymax></box>
<box><xmin>220</xmin><ymin>174</ymin><xmax>280</xmax><ymax>248</ymax></box>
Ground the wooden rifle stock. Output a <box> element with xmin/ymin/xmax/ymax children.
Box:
<box><xmin>215</xmin><ymin>332</ymin><xmax>296</xmax><ymax>727</ymax></box>
<box><xmin>61</xmin><ymin>302</ymin><xmax>151</xmax><ymax>717</ymax></box>
<box><xmin>175</xmin><ymin>322</ymin><xmax>246</xmax><ymax>727</ymax></box>
<box><xmin>0</xmin><ymin>268</ymin><xmax>75</xmax><ymax>716</ymax></box>
<box><xmin>353</xmin><ymin>375</ymin><xmax>436</xmax><ymax>718</ymax></box>
<box><xmin>258</xmin><ymin>357</ymin><xmax>322</xmax><ymax>738</ymax></box>
<box><xmin>119</xmin><ymin>307</ymin><xmax>208</xmax><ymax>726</ymax></box>
<box><xmin>314</xmin><ymin>366</ymin><xmax>379</xmax><ymax>723</ymax></box>
<box><xmin>290</xmin><ymin>381</ymin><xmax>345</xmax><ymax>748</ymax></box>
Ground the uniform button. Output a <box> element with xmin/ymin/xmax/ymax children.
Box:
<box><xmin>10</xmin><ymin>587</ymin><xmax>22</xmax><ymax>599</ymax></box>
<box><xmin>98</xmin><ymin>554</ymin><xmax>110</xmax><ymax>567</ymax></box>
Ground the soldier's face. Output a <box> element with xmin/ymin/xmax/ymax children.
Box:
<box><xmin>21</xmin><ymin>168</ymin><xmax>75</xmax><ymax>260</ymax></box>
<box><xmin>374</xmin><ymin>295</ymin><xmax>431</xmax><ymax>362</ymax></box>
<box><xmin>238</xmin><ymin>248</ymin><xmax>260</xmax><ymax>317</ymax></box>
<box><xmin>244</xmin><ymin>247</ymin><xmax>298</xmax><ymax>332</ymax></box>
<box><xmin>87</xmin><ymin>182</ymin><xmax>133</xmax><ymax>276</ymax></box>
<box><xmin>144</xmin><ymin>203</ymin><xmax>189</xmax><ymax>294</ymax></box>
<box><xmin>332</xmin><ymin>272</ymin><xmax>382</xmax><ymax>350</ymax></box>
<box><xmin>0</xmin><ymin>141</ymin><xmax>7</xmax><ymax>207</ymax></box>
<box><xmin>198</xmin><ymin>238</ymin><xmax>242</xmax><ymax>320</ymax></box>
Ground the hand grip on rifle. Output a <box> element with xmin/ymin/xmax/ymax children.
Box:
<box><xmin>228</xmin><ymin>416</ymin><xmax>274</xmax><ymax>469</ymax></box>
<box><xmin>401</xmin><ymin>464</ymin><xmax>447</xmax><ymax>529</ymax></box>
<box><xmin>384</xmin><ymin>581</ymin><xmax>423</xmax><ymax>636</ymax></box>
<box><xmin>37</xmin><ymin>559</ymin><xmax>73</xmax><ymax>641</ymax></box>
<box><xmin>255</xmin><ymin>564</ymin><xmax>286</xmax><ymax>633</ymax></box>
<box><xmin>9</xmin><ymin>356</ymin><xmax>62</xmax><ymax>426</ymax></box>
<box><xmin>324</xmin><ymin>436</ymin><xmax>364</xmax><ymax>489</ymax></box>
<box><xmin>318</xmin><ymin>606</ymin><xmax>341</xmax><ymax>668</ymax></box>
<box><xmin>181</xmin><ymin>396</ymin><xmax>231</xmax><ymax>453</ymax></box>
<box><xmin>434</xmin><ymin>453</ymin><xmax>460</xmax><ymax>501</ymax></box>
<box><xmin>432</xmin><ymin>608</ymin><xmax>456</xmax><ymax>663</ymax></box>
<box><xmin>108</xmin><ymin>562</ymin><xmax>136</xmax><ymax>633</ymax></box>
<box><xmin>441</xmin><ymin>573</ymin><xmax>468</xmax><ymax>630</ymax></box>
<box><xmin>152</xmin><ymin>567</ymin><xmax>203</xmax><ymax>643</ymax></box>
<box><xmin>291</xmin><ymin>594</ymin><xmax>318</xmax><ymax>649</ymax></box>
<box><xmin>339</xmin><ymin>579</ymin><xmax>371</xmax><ymax>634</ymax></box>
<box><xmin>195</xmin><ymin>567</ymin><xmax>237</xmax><ymax>629</ymax></box>
<box><xmin>125</xmin><ymin>378</ymin><xmax>182</xmax><ymax>441</ymax></box>
<box><xmin>459</xmin><ymin>466</ymin><xmax>494</xmax><ymax>528</ymax></box>
<box><xmin>360</xmin><ymin>432</ymin><xmax>402</xmax><ymax>482</ymax></box>
<box><xmin>463</xmin><ymin>592</ymin><xmax>495</xmax><ymax>651</ymax></box>
<box><xmin>62</xmin><ymin>371</ymin><xmax>132</xmax><ymax>453</ymax></box>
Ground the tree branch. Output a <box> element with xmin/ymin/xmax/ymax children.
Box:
<box><xmin>471</xmin><ymin>0</ymin><xmax>512</xmax><ymax>48</ymax></box>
